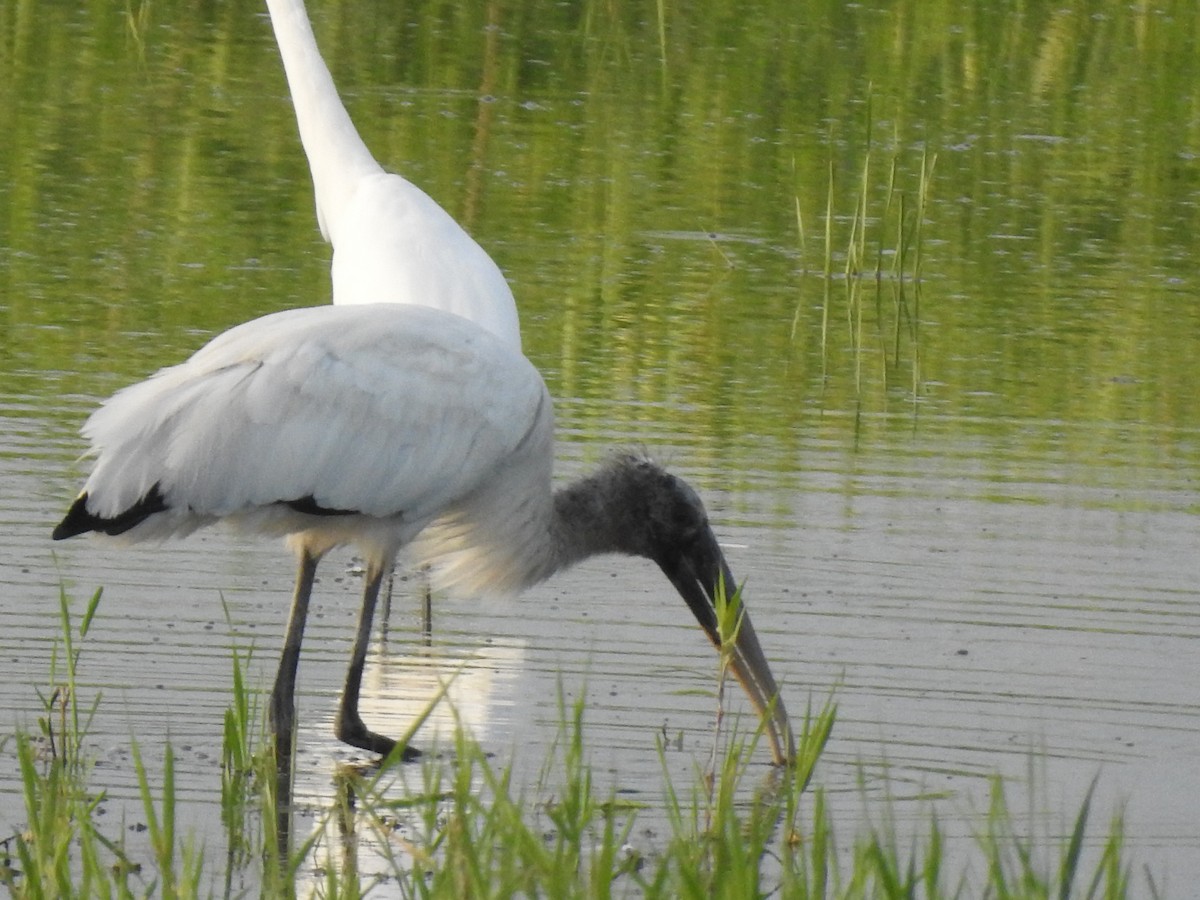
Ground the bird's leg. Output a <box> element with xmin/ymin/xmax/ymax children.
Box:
<box><xmin>419</xmin><ymin>564</ymin><xmax>433</xmax><ymax>645</ymax></box>
<box><xmin>377</xmin><ymin>567</ymin><xmax>394</xmax><ymax>646</ymax></box>
<box><xmin>337</xmin><ymin>560</ymin><xmax>420</xmax><ymax>761</ymax></box>
<box><xmin>271</xmin><ymin>547</ymin><xmax>318</xmax><ymax>773</ymax></box>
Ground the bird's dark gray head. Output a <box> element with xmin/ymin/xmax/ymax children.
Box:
<box><xmin>597</xmin><ymin>453</ymin><xmax>714</xmax><ymax>564</ymax></box>
<box><xmin>554</xmin><ymin>451</ymin><xmax>733</xmax><ymax>640</ymax></box>
<box><xmin>554</xmin><ymin>451</ymin><xmax>795</xmax><ymax>765</ymax></box>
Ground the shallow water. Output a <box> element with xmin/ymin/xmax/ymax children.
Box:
<box><xmin>3</xmin><ymin>0</ymin><xmax>1199</xmax><ymax>892</ymax></box>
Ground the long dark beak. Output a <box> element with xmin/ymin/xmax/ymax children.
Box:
<box><xmin>659</xmin><ymin>529</ymin><xmax>795</xmax><ymax>766</ymax></box>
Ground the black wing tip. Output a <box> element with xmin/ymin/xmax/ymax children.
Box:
<box><xmin>52</xmin><ymin>485</ymin><xmax>168</xmax><ymax>540</ymax></box>
<box><xmin>52</xmin><ymin>493</ymin><xmax>96</xmax><ymax>540</ymax></box>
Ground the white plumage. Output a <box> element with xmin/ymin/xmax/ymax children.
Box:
<box><xmin>265</xmin><ymin>0</ymin><xmax>522</xmax><ymax>350</ymax></box>
<box><xmin>75</xmin><ymin>305</ymin><xmax>550</xmax><ymax>587</ymax></box>
<box><xmin>54</xmin><ymin>305</ymin><xmax>793</xmax><ymax>767</ymax></box>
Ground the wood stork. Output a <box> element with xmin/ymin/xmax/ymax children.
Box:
<box><xmin>52</xmin><ymin>304</ymin><xmax>794</xmax><ymax>767</ymax></box>
<box><xmin>264</xmin><ymin>0</ymin><xmax>522</xmax><ymax>349</ymax></box>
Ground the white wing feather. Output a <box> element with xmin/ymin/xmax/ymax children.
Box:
<box><xmin>78</xmin><ymin>305</ymin><xmax>548</xmax><ymax>545</ymax></box>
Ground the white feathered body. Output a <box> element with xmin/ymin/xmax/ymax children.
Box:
<box><xmin>75</xmin><ymin>304</ymin><xmax>553</xmax><ymax>594</ymax></box>
<box><xmin>264</xmin><ymin>0</ymin><xmax>522</xmax><ymax>351</ymax></box>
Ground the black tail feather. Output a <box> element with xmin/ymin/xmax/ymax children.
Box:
<box><xmin>284</xmin><ymin>494</ymin><xmax>358</xmax><ymax>517</ymax></box>
<box><xmin>52</xmin><ymin>484</ymin><xmax>168</xmax><ymax>540</ymax></box>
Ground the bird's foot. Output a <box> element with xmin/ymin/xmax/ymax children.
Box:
<box><xmin>336</xmin><ymin>716</ymin><xmax>421</xmax><ymax>763</ymax></box>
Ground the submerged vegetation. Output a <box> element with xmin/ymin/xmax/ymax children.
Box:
<box><xmin>791</xmin><ymin>90</ymin><xmax>937</xmax><ymax>404</ymax></box>
<box><xmin>1</xmin><ymin>589</ymin><xmax>1145</xmax><ymax>898</ymax></box>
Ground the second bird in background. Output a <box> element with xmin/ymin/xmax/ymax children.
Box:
<box><xmin>264</xmin><ymin>0</ymin><xmax>522</xmax><ymax>349</ymax></box>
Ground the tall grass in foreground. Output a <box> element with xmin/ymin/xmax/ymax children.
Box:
<box><xmin>2</xmin><ymin>589</ymin><xmax>1146</xmax><ymax>898</ymax></box>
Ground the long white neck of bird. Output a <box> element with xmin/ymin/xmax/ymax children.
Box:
<box><xmin>265</xmin><ymin>0</ymin><xmax>384</xmax><ymax>240</ymax></box>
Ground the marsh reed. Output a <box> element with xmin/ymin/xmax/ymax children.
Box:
<box><xmin>794</xmin><ymin>93</ymin><xmax>937</xmax><ymax>408</ymax></box>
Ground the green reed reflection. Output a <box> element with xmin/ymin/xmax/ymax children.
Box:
<box><xmin>2</xmin><ymin>0</ymin><xmax>1197</xmax><ymax>481</ymax></box>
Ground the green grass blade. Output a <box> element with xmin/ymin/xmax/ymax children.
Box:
<box><xmin>1059</xmin><ymin>775</ymin><xmax>1097</xmax><ymax>899</ymax></box>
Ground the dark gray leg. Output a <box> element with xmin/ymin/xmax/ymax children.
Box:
<box><xmin>420</xmin><ymin>565</ymin><xmax>433</xmax><ymax>645</ymax></box>
<box><xmin>378</xmin><ymin>567</ymin><xmax>394</xmax><ymax>644</ymax></box>
<box><xmin>271</xmin><ymin>547</ymin><xmax>319</xmax><ymax>772</ymax></box>
<box><xmin>337</xmin><ymin>559</ymin><xmax>420</xmax><ymax>761</ymax></box>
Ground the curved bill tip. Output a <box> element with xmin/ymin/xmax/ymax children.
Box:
<box><xmin>661</xmin><ymin>535</ymin><xmax>796</xmax><ymax>766</ymax></box>
<box><xmin>724</xmin><ymin>596</ymin><xmax>796</xmax><ymax>766</ymax></box>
